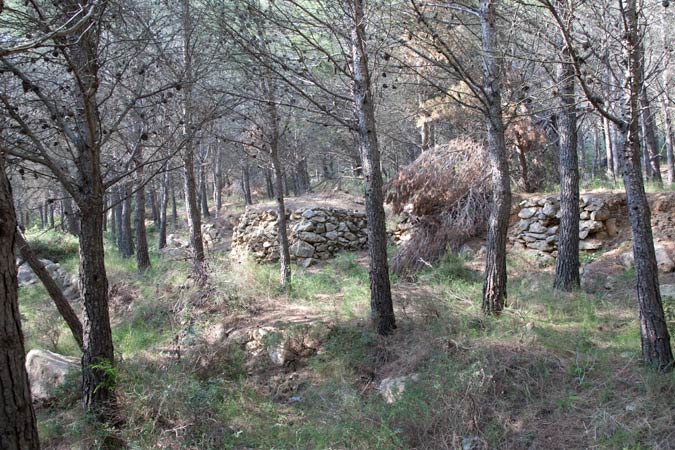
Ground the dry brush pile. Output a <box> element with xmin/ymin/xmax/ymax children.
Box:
<box><xmin>385</xmin><ymin>138</ymin><xmax>492</xmax><ymax>275</ymax></box>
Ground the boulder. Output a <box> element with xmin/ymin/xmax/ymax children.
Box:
<box><xmin>25</xmin><ymin>349</ymin><xmax>79</xmax><ymax>403</ymax></box>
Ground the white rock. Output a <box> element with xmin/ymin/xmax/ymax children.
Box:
<box><xmin>379</xmin><ymin>374</ymin><xmax>419</xmax><ymax>404</ymax></box>
<box><xmin>25</xmin><ymin>349</ymin><xmax>79</xmax><ymax>403</ymax></box>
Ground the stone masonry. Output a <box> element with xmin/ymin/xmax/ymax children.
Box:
<box><xmin>232</xmin><ymin>207</ymin><xmax>368</xmax><ymax>266</ymax></box>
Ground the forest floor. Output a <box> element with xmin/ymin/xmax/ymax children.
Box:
<box><xmin>17</xmin><ymin>192</ymin><xmax>675</xmax><ymax>450</ymax></box>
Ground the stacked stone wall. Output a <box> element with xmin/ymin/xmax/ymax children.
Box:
<box><xmin>511</xmin><ymin>194</ymin><xmax>619</xmax><ymax>254</ymax></box>
<box><xmin>233</xmin><ymin>207</ymin><xmax>368</xmax><ymax>265</ymax></box>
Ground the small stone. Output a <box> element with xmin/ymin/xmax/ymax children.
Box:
<box><xmin>529</xmin><ymin>222</ymin><xmax>548</xmax><ymax>234</ymax></box>
<box><xmin>580</xmin><ymin>220</ymin><xmax>604</xmax><ymax>233</ymax></box>
<box><xmin>519</xmin><ymin>207</ymin><xmax>538</xmax><ymax>219</ymax></box>
<box><xmin>542</xmin><ymin>202</ymin><xmax>559</xmax><ymax>217</ymax></box>
<box><xmin>619</xmin><ymin>251</ymin><xmax>634</xmax><ymax>269</ymax></box>
<box><xmin>325</xmin><ymin>223</ymin><xmax>337</xmax><ymax>232</ymax></box>
<box><xmin>606</xmin><ymin>218</ymin><xmax>618</xmax><ymax>237</ymax></box>
<box><xmin>579</xmin><ymin>239</ymin><xmax>603</xmax><ymax>251</ymax></box>
<box><xmin>343</xmin><ymin>232</ymin><xmax>358</xmax><ymax>241</ymax></box>
<box><xmin>296</xmin><ymin>232</ymin><xmax>326</xmax><ymax>243</ymax></box>
<box><xmin>591</xmin><ymin>208</ymin><xmax>610</xmax><ymax>222</ymax></box>
<box><xmin>379</xmin><ymin>374</ymin><xmax>419</xmax><ymax>404</ymax></box>
<box><xmin>294</xmin><ymin>220</ymin><xmax>315</xmax><ymax>232</ymax></box>
<box><xmin>325</xmin><ymin>231</ymin><xmax>339</xmax><ymax>240</ymax></box>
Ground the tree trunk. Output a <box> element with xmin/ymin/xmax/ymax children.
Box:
<box><xmin>345</xmin><ymin>0</ymin><xmax>396</xmax><ymax>335</ymax></box>
<box><xmin>171</xmin><ymin>184</ymin><xmax>178</xmax><ymax>229</ymax></box>
<box><xmin>215</xmin><ymin>150</ymin><xmax>223</xmax><ymax>215</ymax></box>
<box><xmin>109</xmin><ymin>193</ymin><xmax>117</xmax><ymax>243</ymax></box>
<box><xmin>663</xmin><ymin>98</ymin><xmax>675</xmax><ymax>185</ymax></box>
<box><xmin>78</xmin><ymin>200</ymin><xmax>117</xmax><ymax>420</ymax></box>
<box><xmin>0</xmin><ymin>155</ymin><xmax>40</xmax><ymax>450</ymax></box>
<box><xmin>158</xmin><ymin>170</ymin><xmax>169</xmax><ymax>250</ymax></box>
<box><xmin>554</xmin><ymin>29</ymin><xmax>580</xmax><ymax>291</ymax></box>
<box><xmin>515</xmin><ymin>144</ymin><xmax>532</xmax><ymax>193</ymax></box>
<box><xmin>242</xmin><ymin>162</ymin><xmax>253</xmax><ymax>205</ymax></box>
<box><xmin>266</xmin><ymin>85</ymin><xmax>292</xmax><ymax>288</ymax></box>
<box><xmin>181</xmin><ymin>0</ymin><xmax>206</xmax><ymax>283</ymax></box>
<box><xmin>480</xmin><ymin>0</ymin><xmax>512</xmax><ymax>315</ymax></box>
<box><xmin>134</xmin><ymin>149</ymin><xmax>151</xmax><ymax>272</ymax></box>
<box><xmin>620</xmin><ymin>0</ymin><xmax>673</xmax><ymax>370</ymax></box>
<box><xmin>48</xmin><ymin>199</ymin><xmax>55</xmax><ymax>228</ymax></box>
<box><xmin>199</xmin><ymin>163</ymin><xmax>210</xmax><ymax>218</ymax></box>
<box><xmin>603</xmin><ymin>117</ymin><xmax>615</xmax><ymax>180</ymax></box>
<box><xmin>113</xmin><ymin>187</ymin><xmax>123</xmax><ymax>252</ymax></box>
<box><xmin>265</xmin><ymin>169</ymin><xmax>274</xmax><ymax>199</ymax></box>
<box><xmin>149</xmin><ymin>188</ymin><xmax>160</xmax><ymax>227</ymax></box>
<box><xmin>16</xmin><ymin>231</ymin><xmax>84</xmax><ymax>351</ymax></box>
<box><xmin>639</xmin><ymin>68</ymin><xmax>661</xmax><ymax>183</ymax></box>
<box><xmin>63</xmin><ymin>193</ymin><xmax>80</xmax><ymax>235</ymax></box>
<box><xmin>661</xmin><ymin>8</ymin><xmax>675</xmax><ymax>184</ymax></box>
<box><xmin>120</xmin><ymin>186</ymin><xmax>134</xmax><ymax>258</ymax></box>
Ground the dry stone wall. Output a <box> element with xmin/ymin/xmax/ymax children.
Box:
<box><xmin>233</xmin><ymin>207</ymin><xmax>368</xmax><ymax>265</ymax></box>
<box><xmin>511</xmin><ymin>194</ymin><xmax>619</xmax><ymax>254</ymax></box>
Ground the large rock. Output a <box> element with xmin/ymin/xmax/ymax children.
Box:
<box><xmin>518</xmin><ymin>207</ymin><xmax>537</xmax><ymax>219</ymax></box>
<box><xmin>619</xmin><ymin>244</ymin><xmax>675</xmax><ymax>273</ymax></box>
<box><xmin>25</xmin><ymin>349</ymin><xmax>79</xmax><ymax>403</ymax></box>
<box><xmin>290</xmin><ymin>240</ymin><xmax>315</xmax><ymax>258</ymax></box>
<box><xmin>17</xmin><ymin>263</ymin><xmax>38</xmax><ymax>286</ymax></box>
<box><xmin>660</xmin><ymin>284</ymin><xmax>675</xmax><ymax>298</ymax></box>
<box><xmin>296</xmin><ymin>231</ymin><xmax>326</xmax><ymax>244</ymax></box>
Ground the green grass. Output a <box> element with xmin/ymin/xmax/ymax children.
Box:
<box><xmin>28</xmin><ymin>230</ymin><xmax>675</xmax><ymax>450</ymax></box>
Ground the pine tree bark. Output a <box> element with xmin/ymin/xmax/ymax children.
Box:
<box><xmin>120</xmin><ymin>185</ymin><xmax>134</xmax><ymax>258</ymax></box>
<box><xmin>0</xmin><ymin>155</ymin><xmax>40</xmax><ymax>450</ymax></box>
<box><xmin>134</xmin><ymin>148</ymin><xmax>151</xmax><ymax>272</ymax></box>
<box><xmin>344</xmin><ymin>0</ymin><xmax>396</xmax><ymax>335</ymax></box>
<box><xmin>554</xmin><ymin>21</ymin><xmax>580</xmax><ymax>291</ymax></box>
<box><xmin>113</xmin><ymin>187</ymin><xmax>123</xmax><ymax>251</ymax></box>
<box><xmin>480</xmin><ymin>0</ymin><xmax>512</xmax><ymax>315</ymax></box>
<box><xmin>620</xmin><ymin>0</ymin><xmax>673</xmax><ymax>370</ymax></box>
<box><xmin>661</xmin><ymin>7</ymin><xmax>675</xmax><ymax>184</ymax></box>
<box><xmin>603</xmin><ymin>117</ymin><xmax>615</xmax><ymax>180</ymax></box>
<box><xmin>199</xmin><ymin>163</ymin><xmax>210</xmax><ymax>218</ymax></box>
<box><xmin>15</xmin><ymin>231</ymin><xmax>83</xmax><ymax>351</ymax></box>
<box><xmin>158</xmin><ymin>170</ymin><xmax>169</xmax><ymax>250</ymax></box>
<box><xmin>181</xmin><ymin>0</ymin><xmax>206</xmax><ymax>283</ymax></box>
<box><xmin>266</xmin><ymin>83</ymin><xmax>292</xmax><ymax>287</ymax></box>
<box><xmin>241</xmin><ymin>162</ymin><xmax>253</xmax><ymax>205</ymax></box>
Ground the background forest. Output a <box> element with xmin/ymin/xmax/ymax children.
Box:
<box><xmin>2</xmin><ymin>0</ymin><xmax>675</xmax><ymax>449</ymax></box>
